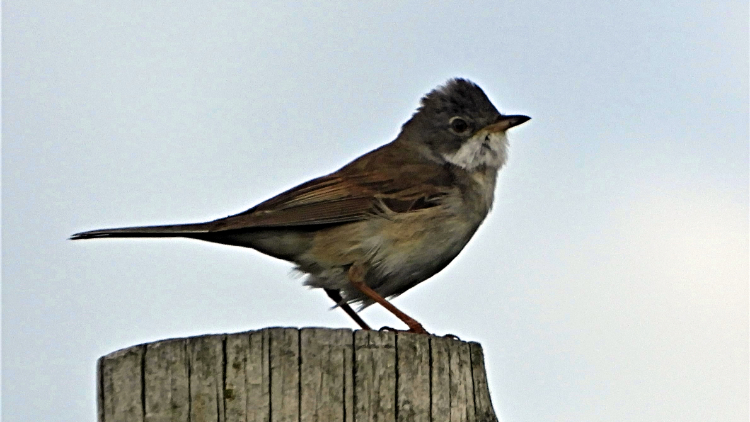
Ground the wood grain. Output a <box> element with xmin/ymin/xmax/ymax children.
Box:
<box><xmin>97</xmin><ymin>328</ymin><xmax>497</xmax><ymax>422</ymax></box>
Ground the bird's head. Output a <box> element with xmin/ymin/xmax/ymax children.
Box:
<box><xmin>400</xmin><ymin>78</ymin><xmax>530</xmax><ymax>172</ymax></box>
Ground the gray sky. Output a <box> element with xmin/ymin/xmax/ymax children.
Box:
<box><xmin>3</xmin><ymin>2</ymin><xmax>748</xmax><ymax>421</ymax></box>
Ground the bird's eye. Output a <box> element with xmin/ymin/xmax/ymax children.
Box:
<box><xmin>449</xmin><ymin>117</ymin><xmax>469</xmax><ymax>134</ymax></box>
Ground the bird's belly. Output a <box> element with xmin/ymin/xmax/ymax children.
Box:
<box><xmin>365</xmin><ymin>215</ymin><xmax>479</xmax><ymax>296</ymax></box>
<box><xmin>300</xmin><ymin>209</ymin><xmax>483</xmax><ymax>303</ymax></box>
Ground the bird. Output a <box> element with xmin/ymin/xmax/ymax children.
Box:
<box><xmin>71</xmin><ymin>78</ymin><xmax>530</xmax><ymax>334</ymax></box>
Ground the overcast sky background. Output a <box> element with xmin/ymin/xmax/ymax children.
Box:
<box><xmin>3</xmin><ymin>2</ymin><xmax>748</xmax><ymax>422</ymax></box>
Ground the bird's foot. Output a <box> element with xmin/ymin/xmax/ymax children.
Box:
<box><xmin>378</xmin><ymin>323</ymin><xmax>429</xmax><ymax>335</ymax></box>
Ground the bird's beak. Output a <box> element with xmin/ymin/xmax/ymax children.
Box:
<box><xmin>484</xmin><ymin>114</ymin><xmax>531</xmax><ymax>133</ymax></box>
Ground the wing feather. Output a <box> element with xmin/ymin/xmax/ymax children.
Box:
<box><xmin>205</xmin><ymin>145</ymin><xmax>456</xmax><ymax>232</ymax></box>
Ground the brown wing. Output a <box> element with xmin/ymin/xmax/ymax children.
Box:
<box><xmin>205</xmin><ymin>143</ymin><xmax>455</xmax><ymax>232</ymax></box>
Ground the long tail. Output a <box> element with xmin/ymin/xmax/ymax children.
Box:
<box><xmin>70</xmin><ymin>223</ymin><xmax>211</xmax><ymax>240</ymax></box>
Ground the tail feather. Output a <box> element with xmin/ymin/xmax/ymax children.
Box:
<box><xmin>70</xmin><ymin>223</ymin><xmax>211</xmax><ymax>240</ymax></box>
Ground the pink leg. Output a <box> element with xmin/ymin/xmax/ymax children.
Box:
<box><xmin>347</xmin><ymin>265</ymin><xmax>427</xmax><ymax>334</ymax></box>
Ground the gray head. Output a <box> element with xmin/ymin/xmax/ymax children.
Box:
<box><xmin>399</xmin><ymin>78</ymin><xmax>530</xmax><ymax>171</ymax></box>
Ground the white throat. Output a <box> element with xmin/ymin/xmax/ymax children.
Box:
<box><xmin>441</xmin><ymin>131</ymin><xmax>509</xmax><ymax>172</ymax></box>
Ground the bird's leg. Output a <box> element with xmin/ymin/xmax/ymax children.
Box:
<box><xmin>325</xmin><ymin>289</ymin><xmax>372</xmax><ymax>331</ymax></box>
<box><xmin>347</xmin><ymin>264</ymin><xmax>428</xmax><ymax>334</ymax></box>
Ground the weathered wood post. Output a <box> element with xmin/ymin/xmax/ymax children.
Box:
<box><xmin>97</xmin><ymin>327</ymin><xmax>498</xmax><ymax>422</ymax></box>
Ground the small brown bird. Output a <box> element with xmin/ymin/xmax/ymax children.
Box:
<box><xmin>71</xmin><ymin>78</ymin><xmax>530</xmax><ymax>334</ymax></box>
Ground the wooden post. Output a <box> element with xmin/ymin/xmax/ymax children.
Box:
<box><xmin>97</xmin><ymin>327</ymin><xmax>498</xmax><ymax>422</ymax></box>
